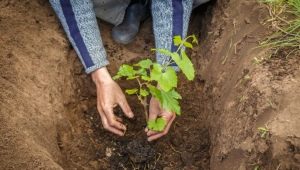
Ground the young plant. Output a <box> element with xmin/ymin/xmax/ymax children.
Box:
<box><xmin>114</xmin><ymin>35</ymin><xmax>198</xmax><ymax>131</ymax></box>
<box><xmin>258</xmin><ymin>126</ymin><xmax>270</xmax><ymax>138</ymax></box>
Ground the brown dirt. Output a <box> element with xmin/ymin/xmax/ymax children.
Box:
<box><xmin>0</xmin><ymin>0</ymin><xmax>299</xmax><ymax>169</ymax></box>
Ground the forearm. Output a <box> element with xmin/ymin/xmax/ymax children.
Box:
<box><xmin>151</xmin><ymin>0</ymin><xmax>193</xmax><ymax>67</ymax></box>
<box><xmin>49</xmin><ymin>0</ymin><xmax>109</xmax><ymax>74</ymax></box>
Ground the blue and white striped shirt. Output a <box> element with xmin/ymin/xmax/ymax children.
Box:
<box><xmin>50</xmin><ymin>0</ymin><xmax>194</xmax><ymax>74</ymax></box>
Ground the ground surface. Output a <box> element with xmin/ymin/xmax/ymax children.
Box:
<box><xmin>0</xmin><ymin>0</ymin><xmax>299</xmax><ymax>169</ymax></box>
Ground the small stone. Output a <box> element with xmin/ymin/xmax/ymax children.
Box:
<box><xmin>105</xmin><ymin>147</ymin><xmax>113</xmax><ymax>157</ymax></box>
<box><xmin>244</xmin><ymin>18</ymin><xmax>251</xmax><ymax>24</ymax></box>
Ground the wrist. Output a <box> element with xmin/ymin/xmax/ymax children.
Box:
<box><xmin>91</xmin><ymin>67</ymin><xmax>113</xmax><ymax>85</ymax></box>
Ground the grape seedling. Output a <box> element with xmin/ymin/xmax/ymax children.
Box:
<box><xmin>114</xmin><ymin>35</ymin><xmax>198</xmax><ymax>131</ymax></box>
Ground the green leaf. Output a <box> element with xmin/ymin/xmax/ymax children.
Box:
<box><xmin>148</xmin><ymin>85</ymin><xmax>162</xmax><ymax>101</ymax></box>
<box><xmin>112</xmin><ymin>75</ymin><xmax>121</xmax><ymax>80</ymax></box>
<box><xmin>148</xmin><ymin>85</ymin><xmax>181</xmax><ymax>115</ymax></box>
<box><xmin>179</xmin><ymin>49</ymin><xmax>195</xmax><ymax>80</ymax></box>
<box><xmin>191</xmin><ymin>34</ymin><xmax>198</xmax><ymax>44</ymax></box>
<box><xmin>167</xmin><ymin>50</ymin><xmax>195</xmax><ymax>81</ymax></box>
<box><xmin>141</xmin><ymin>75</ymin><xmax>151</xmax><ymax>81</ymax></box>
<box><xmin>258</xmin><ymin>127</ymin><xmax>268</xmax><ymax>132</ymax></box>
<box><xmin>150</xmin><ymin>64</ymin><xmax>162</xmax><ymax>81</ymax></box>
<box><xmin>126</xmin><ymin>76</ymin><xmax>139</xmax><ymax>80</ymax></box>
<box><xmin>125</xmin><ymin>88</ymin><xmax>138</xmax><ymax>95</ymax></box>
<box><xmin>160</xmin><ymin>89</ymin><xmax>181</xmax><ymax>115</ymax></box>
<box><xmin>140</xmin><ymin>88</ymin><xmax>149</xmax><ymax>97</ymax></box>
<box><xmin>116</xmin><ymin>64</ymin><xmax>136</xmax><ymax>78</ymax></box>
<box><xmin>147</xmin><ymin>118</ymin><xmax>167</xmax><ymax>131</ymax></box>
<box><xmin>137</xmin><ymin>68</ymin><xmax>147</xmax><ymax>76</ymax></box>
<box><xmin>173</xmin><ymin>35</ymin><xmax>182</xmax><ymax>46</ymax></box>
<box><xmin>183</xmin><ymin>42</ymin><xmax>193</xmax><ymax>48</ymax></box>
<box><xmin>153</xmin><ymin>48</ymin><xmax>173</xmax><ymax>57</ymax></box>
<box><xmin>135</xmin><ymin>59</ymin><xmax>153</xmax><ymax>69</ymax></box>
<box><xmin>153</xmin><ymin>48</ymin><xmax>195</xmax><ymax>81</ymax></box>
<box><xmin>167</xmin><ymin>52</ymin><xmax>181</xmax><ymax>64</ymax></box>
<box><xmin>150</xmin><ymin>64</ymin><xmax>177</xmax><ymax>91</ymax></box>
<box><xmin>170</xmin><ymin>89</ymin><xmax>182</xmax><ymax>99</ymax></box>
<box><xmin>258</xmin><ymin>127</ymin><xmax>269</xmax><ymax>138</ymax></box>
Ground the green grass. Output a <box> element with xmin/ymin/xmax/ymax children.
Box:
<box><xmin>260</xmin><ymin>0</ymin><xmax>300</xmax><ymax>56</ymax></box>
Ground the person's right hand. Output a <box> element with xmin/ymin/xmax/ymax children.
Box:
<box><xmin>91</xmin><ymin>67</ymin><xmax>134</xmax><ymax>136</ymax></box>
<box><xmin>145</xmin><ymin>97</ymin><xmax>176</xmax><ymax>141</ymax></box>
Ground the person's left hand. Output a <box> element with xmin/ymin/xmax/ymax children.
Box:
<box><xmin>145</xmin><ymin>97</ymin><xmax>176</xmax><ymax>142</ymax></box>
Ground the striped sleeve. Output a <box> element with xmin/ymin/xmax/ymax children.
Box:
<box><xmin>151</xmin><ymin>0</ymin><xmax>193</xmax><ymax>70</ymax></box>
<box><xmin>49</xmin><ymin>0</ymin><xmax>109</xmax><ymax>74</ymax></box>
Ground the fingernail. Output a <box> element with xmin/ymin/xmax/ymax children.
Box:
<box><xmin>129</xmin><ymin>112</ymin><xmax>134</xmax><ymax>118</ymax></box>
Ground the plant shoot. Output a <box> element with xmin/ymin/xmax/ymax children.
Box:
<box><xmin>114</xmin><ymin>35</ymin><xmax>198</xmax><ymax>131</ymax></box>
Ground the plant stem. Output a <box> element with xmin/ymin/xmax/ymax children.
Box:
<box><xmin>142</xmin><ymin>98</ymin><xmax>148</xmax><ymax>122</ymax></box>
<box><xmin>136</xmin><ymin>77</ymin><xmax>142</xmax><ymax>87</ymax></box>
<box><xmin>136</xmin><ymin>77</ymin><xmax>149</xmax><ymax>122</ymax></box>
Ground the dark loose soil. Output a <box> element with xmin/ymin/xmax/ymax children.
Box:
<box><xmin>0</xmin><ymin>0</ymin><xmax>299</xmax><ymax>169</ymax></box>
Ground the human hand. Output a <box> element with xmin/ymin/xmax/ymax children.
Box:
<box><xmin>145</xmin><ymin>97</ymin><xmax>176</xmax><ymax>142</ymax></box>
<box><xmin>91</xmin><ymin>67</ymin><xmax>134</xmax><ymax>136</ymax></box>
